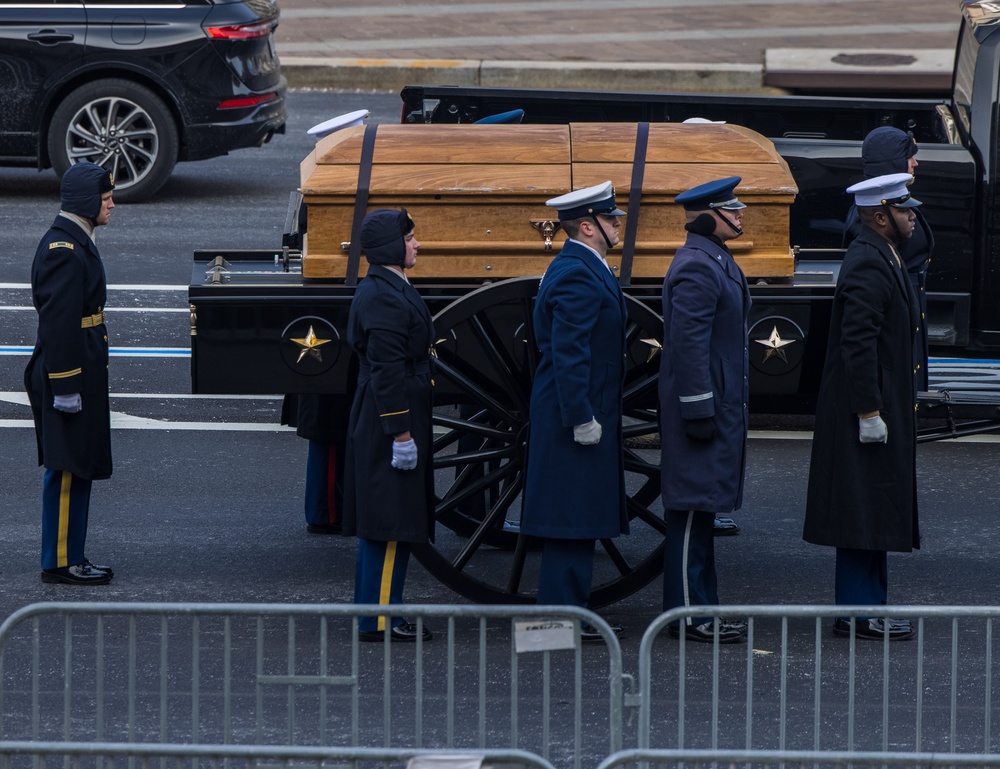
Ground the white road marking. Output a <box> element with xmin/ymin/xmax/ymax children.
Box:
<box><xmin>0</xmin><ymin>306</ymin><xmax>188</xmax><ymax>313</ymax></box>
<box><xmin>0</xmin><ymin>283</ymin><xmax>187</xmax><ymax>291</ymax></box>
<box><xmin>0</xmin><ymin>346</ymin><xmax>189</xmax><ymax>357</ymax></box>
<box><xmin>0</xmin><ymin>391</ymin><xmax>289</xmax><ymax>432</ymax></box>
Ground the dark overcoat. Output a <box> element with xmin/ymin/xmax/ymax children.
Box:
<box><xmin>520</xmin><ymin>239</ymin><xmax>629</xmax><ymax>540</ymax></box>
<box><xmin>342</xmin><ymin>265</ymin><xmax>436</xmax><ymax>543</ymax></box>
<box><xmin>803</xmin><ymin>226</ymin><xmax>921</xmax><ymax>552</ymax></box>
<box><xmin>845</xmin><ymin>205</ymin><xmax>934</xmax><ymax>388</ymax></box>
<box><xmin>280</xmin><ymin>391</ymin><xmax>353</xmax><ymax>443</ymax></box>
<box><xmin>24</xmin><ymin>215</ymin><xmax>112</xmax><ymax>480</ymax></box>
<box><xmin>659</xmin><ymin>232</ymin><xmax>751</xmax><ymax>513</ymax></box>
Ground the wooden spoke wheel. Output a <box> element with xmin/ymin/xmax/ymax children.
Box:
<box><xmin>414</xmin><ymin>277</ymin><xmax>666</xmax><ymax>608</ymax></box>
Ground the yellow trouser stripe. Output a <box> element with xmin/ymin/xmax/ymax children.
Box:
<box><xmin>57</xmin><ymin>471</ymin><xmax>72</xmax><ymax>568</ymax></box>
<box><xmin>377</xmin><ymin>542</ymin><xmax>398</xmax><ymax>632</ymax></box>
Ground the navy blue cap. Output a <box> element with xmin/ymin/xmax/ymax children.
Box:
<box><xmin>862</xmin><ymin>126</ymin><xmax>917</xmax><ymax>177</ymax></box>
<box><xmin>545</xmin><ymin>181</ymin><xmax>626</xmax><ymax>222</ymax></box>
<box><xmin>674</xmin><ymin>176</ymin><xmax>746</xmax><ymax>211</ymax></box>
<box><xmin>360</xmin><ymin>208</ymin><xmax>415</xmax><ymax>266</ymax></box>
<box><xmin>60</xmin><ymin>162</ymin><xmax>114</xmax><ymax>221</ymax></box>
<box><xmin>474</xmin><ymin>109</ymin><xmax>525</xmax><ymax>124</ymax></box>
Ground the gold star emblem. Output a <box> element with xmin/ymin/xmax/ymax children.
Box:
<box><xmin>754</xmin><ymin>326</ymin><xmax>796</xmax><ymax>364</ymax></box>
<box><xmin>640</xmin><ymin>337</ymin><xmax>662</xmax><ymax>363</ymax></box>
<box><xmin>290</xmin><ymin>325</ymin><xmax>331</xmax><ymax>364</ymax></box>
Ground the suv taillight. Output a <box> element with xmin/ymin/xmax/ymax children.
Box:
<box><xmin>205</xmin><ymin>20</ymin><xmax>272</xmax><ymax>39</ymax></box>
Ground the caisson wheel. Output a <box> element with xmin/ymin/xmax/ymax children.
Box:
<box><xmin>414</xmin><ymin>277</ymin><xmax>665</xmax><ymax>608</ymax></box>
<box><xmin>48</xmin><ymin>79</ymin><xmax>178</xmax><ymax>203</ymax></box>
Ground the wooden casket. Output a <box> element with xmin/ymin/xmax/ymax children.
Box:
<box><xmin>299</xmin><ymin>122</ymin><xmax>798</xmax><ymax>281</ymax></box>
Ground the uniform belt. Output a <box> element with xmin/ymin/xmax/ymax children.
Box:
<box><xmin>81</xmin><ymin>311</ymin><xmax>105</xmax><ymax>328</ymax></box>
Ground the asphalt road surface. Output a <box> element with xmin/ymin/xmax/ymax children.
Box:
<box><xmin>2</xmin><ymin>90</ymin><xmax>1000</xmax><ymax>761</ymax></box>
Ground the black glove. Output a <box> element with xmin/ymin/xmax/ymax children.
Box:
<box><xmin>684</xmin><ymin>417</ymin><xmax>716</xmax><ymax>442</ymax></box>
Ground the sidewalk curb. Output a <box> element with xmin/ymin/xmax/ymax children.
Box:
<box><xmin>280</xmin><ymin>56</ymin><xmax>773</xmax><ymax>93</ymax></box>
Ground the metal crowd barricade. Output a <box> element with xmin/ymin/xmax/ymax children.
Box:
<box><xmin>596</xmin><ymin>748</ymin><xmax>1000</xmax><ymax>769</ymax></box>
<box><xmin>635</xmin><ymin>605</ymin><xmax>1000</xmax><ymax>757</ymax></box>
<box><xmin>0</xmin><ymin>603</ymin><xmax>623</xmax><ymax>769</ymax></box>
<box><xmin>0</xmin><ymin>740</ymin><xmax>557</xmax><ymax>769</ymax></box>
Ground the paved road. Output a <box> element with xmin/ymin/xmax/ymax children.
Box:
<box><xmin>272</xmin><ymin>0</ymin><xmax>960</xmax><ymax>92</ymax></box>
<box><xmin>2</xmin><ymin>89</ymin><xmax>1000</xmax><ymax>761</ymax></box>
<box><xmin>275</xmin><ymin>0</ymin><xmax>956</xmax><ymax>65</ymax></box>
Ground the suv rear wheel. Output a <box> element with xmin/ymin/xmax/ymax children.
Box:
<box><xmin>48</xmin><ymin>79</ymin><xmax>179</xmax><ymax>204</ymax></box>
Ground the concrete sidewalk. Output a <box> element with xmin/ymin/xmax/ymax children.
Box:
<box><xmin>274</xmin><ymin>0</ymin><xmax>960</xmax><ymax>93</ymax></box>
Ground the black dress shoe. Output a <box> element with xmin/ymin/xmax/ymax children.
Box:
<box><xmin>359</xmin><ymin>621</ymin><xmax>433</xmax><ymax>643</ymax></box>
<box><xmin>41</xmin><ymin>563</ymin><xmax>112</xmax><ymax>585</ymax></box>
<box><xmin>713</xmin><ymin>517</ymin><xmax>740</xmax><ymax>536</ymax></box>
<box><xmin>306</xmin><ymin>523</ymin><xmax>343</xmax><ymax>535</ymax></box>
<box><xmin>833</xmin><ymin>617</ymin><xmax>914</xmax><ymax>641</ymax></box>
<box><xmin>580</xmin><ymin>621</ymin><xmax>625</xmax><ymax>643</ymax></box>
<box><xmin>83</xmin><ymin>558</ymin><xmax>114</xmax><ymax>578</ymax></box>
<box><xmin>669</xmin><ymin>620</ymin><xmax>745</xmax><ymax>644</ymax></box>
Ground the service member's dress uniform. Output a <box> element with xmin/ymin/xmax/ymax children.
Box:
<box><xmin>280</xmin><ymin>116</ymin><xmax>357</xmax><ymax>536</ymax></box>
<box><xmin>804</xmin><ymin>173</ymin><xmax>921</xmax><ymax>641</ymax></box>
<box><xmin>281</xmin><ymin>393</ymin><xmax>351</xmax><ymax>533</ymax></box>
<box><xmin>342</xmin><ymin>209</ymin><xmax>435</xmax><ymax>641</ymax></box>
<box><xmin>843</xmin><ymin>127</ymin><xmax>934</xmax><ymax>389</ymax></box>
<box><xmin>520</xmin><ymin>182</ymin><xmax>629</xmax><ymax>615</ymax></box>
<box><xmin>659</xmin><ymin>177</ymin><xmax>751</xmax><ymax>642</ymax></box>
<box><xmin>24</xmin><ymin>163</ymin><xmax>115</xmax><ymax>585</ymax></box>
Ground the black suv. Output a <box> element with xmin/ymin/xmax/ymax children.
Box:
<box><xmin>0</xmin><ymin>0</ymin><xmax>287</xmax><ymax>202</ymax></box>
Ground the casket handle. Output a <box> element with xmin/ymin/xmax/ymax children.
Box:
<box><xmin>530</xmin><ymin>219</ymin><xmax>563</xmax><ymax>252</ymax></box>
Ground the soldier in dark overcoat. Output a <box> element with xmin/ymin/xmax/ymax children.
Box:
<box><xmin>804</xmin><ymin>173</ymin><xmax>922</xmax><ymax>642</ymax></box>
<box><xmin>520</xmin><ymin>181</ymin><xmax>628</xmax><ymax>639</ymax></box>
<box><xmin>342</xmin><ymin>209</ymin><xmax>435</xmax><ymax>642</ymax></box>
<box><xmin>281</xmin><ymin>392</ymin><xmax>352</xmax><ymax>534</ymax></box>
<box><xmin>25</xmin><ymin>162</ymin><xmax>116</xmax><ymax>585</ymax></box>
<box><xmin>659</xmin><ymin>176</ymin><xmax>751</xmax><ymax>644</ymax></box>
<box><xmin>843</xmin><ymin>127</ymin><xmax>934</xmax><ymax>389</ymax></box>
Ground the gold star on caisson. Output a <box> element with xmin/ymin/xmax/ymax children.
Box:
<box><xmin>640</xmin><ymin>337</ymin><xmax>662</xmax><ymax>363</ymax></box>
<box><xmin>290</xmin><ymin>325</ymin><xmax>331</xmax><ymax>363</ymax></box>
<box><xmin>754</xmin><ymin>326</ymin><xmax>796</xmax><ymax>364</ymax></box>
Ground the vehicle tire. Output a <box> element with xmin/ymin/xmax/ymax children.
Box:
<box><xmin>48</xmin><ymin>79</ymin><xmax>179</xmax><ymax>204</ymax></box>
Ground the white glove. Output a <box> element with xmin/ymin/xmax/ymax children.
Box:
<box><xmin>859</xmin><ymin>415</ymin><xmax>888</xmax><ymax>444</ymax></box>
<box><xmin>53</xmin><ymin>393</ymin><xmax>82</xmax><ymax>413</ymax></box>
<box><xmin>391</xmin><ymin>438</ymin><xmax>418</xmax><ymax>470</ymax></box>
<box><xmin>573</xmin><ymin>418</ymin><xmax>602</xmax><ymax>445</ymax></box>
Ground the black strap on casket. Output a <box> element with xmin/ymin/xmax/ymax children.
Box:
<box><xmin>345</xmin><ymin>124</ymin><xmax>378</xmax><ymax>287</ymax></box>
<box><xmin>618</xmin><ymin>121</ymin><xmax>649</xmax><ymax>288</ymax></box>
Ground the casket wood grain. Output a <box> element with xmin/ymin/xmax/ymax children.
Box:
<box><xmin>299</xmin><ymin>122</ymin><xmax>798</xmax><ymax>281</ymax></box>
